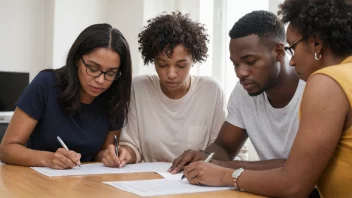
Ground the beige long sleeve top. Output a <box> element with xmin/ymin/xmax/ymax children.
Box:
<box><xmin>120</xmin><ymin>74</ymin><xmax>248</xmax><ymax>163</ymax></box>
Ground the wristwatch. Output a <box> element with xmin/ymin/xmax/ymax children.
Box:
<box><xmin>232</xmin><ymin>168</ymin><xmax>245</xmax><ymax>191</ymax></box>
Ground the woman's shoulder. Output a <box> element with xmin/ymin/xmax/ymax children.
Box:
<box><xmin>132</xmin><ymin>74</ymin><xmax>159</xmax><ymax>88</ymax></box>
<box><xmin>193</xmin><ymin>75</ymin><xmax>223</xmax><ymax>91</ymax></box>
<box><xmin>31</xmin><ymin>70</ymin><xmax>56</xmax><ymax>87</ymax></box>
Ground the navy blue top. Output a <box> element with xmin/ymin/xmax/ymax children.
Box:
<box><xmin>15</xmin><ymin>71</ymin><xmax>123</xmax><ymax>162</ymax></box>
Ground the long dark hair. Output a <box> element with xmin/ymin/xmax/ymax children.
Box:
<box><xmin>55</xmin><ymin>23</ymin><xmax>132</xmax><ymax>128</ymax></box>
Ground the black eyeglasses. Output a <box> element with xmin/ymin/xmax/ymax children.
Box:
<box><xmin>284</xmin><ymin>37</ymin><xmax>307</xmax><ymax>56</ymax></box>
<box><xmin>80</xmin><ymin>56</ymin><xmax>121</xmax><ymax>81</ymax></box>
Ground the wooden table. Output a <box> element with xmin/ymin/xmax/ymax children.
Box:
<box><xmin>0</xmin><ymin>164</ymin><xmax>265</xmax><ymax>198</ymax></box>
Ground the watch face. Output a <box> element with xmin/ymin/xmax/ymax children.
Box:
<box><xmin>232</xmin><ymin>170</ymin><xmax>239</xmax><ymax>178</ymax></box>
<box><xmin>232</xmin><ymin>168</ymin><xmax>244</xmax><ymax>179</ymax></box>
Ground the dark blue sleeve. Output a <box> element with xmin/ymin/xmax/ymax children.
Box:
<box><xmin>15</xmin><ymin>71</ymin><xmax>54</xmax><ymax>121</ymax></box>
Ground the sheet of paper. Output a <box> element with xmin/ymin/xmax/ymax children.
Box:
<box><xmin>0</xmin><ymin>161</ymin><xmax>4</xmax><ymax>165</ymax></box>
<box><xmin>156</xmin><ymin>172</ymin><xmax>183</xmax><ymax>180</ymax></box>
<box><xmin>30</xmin><ymin>162</ymin><xmax>172</xmax><ymax>177</ymax></box>
<box><xmin>104</xmin><ymin>179</ymin><xmax>234</xmax><ymax>197</ymax></box>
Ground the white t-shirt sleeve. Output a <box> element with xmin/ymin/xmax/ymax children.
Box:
<box><xmin>234</xmin><ymin>144</ymin><xmax>248</xmax><ymax>161</ymax></box>
<box><xmin>226</xmin><ymin>82</ymin><xmax>245</xmax><ymax>129</ymax></box>
<box><xmin>119</xmin><ymin>85</ymin><xmax>142</xmax><ymax>163</ymax></box>
<box><xmin>208</xmin><ymin>83</ymin><xmax>226</xmax><ymax>145</ymax></box>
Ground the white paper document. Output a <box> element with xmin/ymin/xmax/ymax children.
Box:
<box><xmin>104</xmin><ymin>179</ymin><xmax>234</xmax><ymax>197</ymax></box>
<box><xmin>31</xmin><ymin>162</ymin><xmax>172</xmax><ymax>177</ymax></box>
<box><xmin>156</xmin><ymin>172</ymin><xmax>183</xmax><ymax>180</ymax></box>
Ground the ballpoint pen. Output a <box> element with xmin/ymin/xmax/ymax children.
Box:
<box><xmin>56</xmin><ymin>136</ymin><xmax>81</xmax><ymax>168</ymax></box>
<box><xmin>114</xmin><ymin>135</ymin><xmax>119</xmax><ymax>156</ymax></box>
<box><xmin>181</xmin><ymin>152</ymin><xmax>215</xmax><ymax>180</ymax></box>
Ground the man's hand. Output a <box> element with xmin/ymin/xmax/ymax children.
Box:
<box><xmin>168</xmin><ymin>149</ymin><xmax>208</xmax><ymax>174</ymax></box>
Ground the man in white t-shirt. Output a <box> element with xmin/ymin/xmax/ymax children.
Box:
<box><xmin>170</xmin><ymin>10</ymin><xmax>305</xmax><ymax>172</ymax></box>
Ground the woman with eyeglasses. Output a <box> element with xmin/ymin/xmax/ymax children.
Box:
<box><xmin>100</xmin><ymin>12</ymin><xmax>247</xmax><ymax>168</ymax></box>
<box><xmin>181</xmin><ymin>0</ymin><xmax>352</xmax><ymax>197</ymax></box>
<box><xmin>0</xmin><ymin>23</ymin><xmax>132</xmax><ymax>169</ymax></box>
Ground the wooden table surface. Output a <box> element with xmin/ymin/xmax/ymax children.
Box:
<box><xmin>0</xmin><ymin>164</ymin><xmax>265</xmax><ymax>198</ymax></box>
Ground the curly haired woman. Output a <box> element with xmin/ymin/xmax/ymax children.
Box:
<box><xmin>181</xmin><ymin>1</ymin><xmax>352</xmax><ymax>197</ymax></box>
<box><xmin>101</xmin><ymin>12</ymin><xmax>247</xmax><ymax>167</ymax></box>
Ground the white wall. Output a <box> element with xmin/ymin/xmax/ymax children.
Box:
<box><xmin>51</xmin><ymin>0</ymin><xmax>109</xmax><ymax>69</ymax></box>
<box><xmin>175</xmin><ymin>0</ymin><xmax>200</xmax><ymax>20</ymax></box>
<box><xmin>144</xmin><ymin>0</ymin><xmax>176</xmax><ymax>21</ymax></box>
<box><xmin>0</xmin><ymin>0</ymin><xmax>47</xmax><ymax>80</ymax></box>
<box><xmin>105</xmin><ymin>0</ymin><xmax>144</xmax><ymax>76</ymax></box>
<box><xmin>0</xmin><ymin>0</ymin><xmax>282</xmax><ymax>79</ymax></box>
<box><xmin>0</xmin><ymin>0</ymin><xmax>201</xmax><ymax>78</ymax></box>
<box><xmin>44</xmin><ymin>0</ymin><xmax>55</xmax><ymax>73</ymax></box>
<box><xmin>269</xmin><ymin>0</ymin><xmax>282</xmax><ymax>15</ymax></box>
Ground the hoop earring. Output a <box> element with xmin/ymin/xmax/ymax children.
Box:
<box><xmin>315</xmin><ymin>53</ymin><xmax>322</xmax><ymax>60</ymax></box>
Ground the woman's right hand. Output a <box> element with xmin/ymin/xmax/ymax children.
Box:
<box><xmin>48</xmin><ymin>148</ymin><xmax>81</xmax><ymax>169</ymax></box>
<box><xmin>102</xmin><ymin>144</ymin><xmax>132</xmax><ymax>168</ymax></box>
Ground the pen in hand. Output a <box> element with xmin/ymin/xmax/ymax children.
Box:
<box><xmin>56</xmin><ymin>136</ymin><xmax>81</xmax><ymax>168</ymax></box>
<box><xmin>114</xmin><ymin>135</ymin><xmax>119</xmax><ymax>157</ymax></box>
<box><xmin>181</xmin><ymin>152</ymin><xmax>215</xmax><ymax>180</ymax></box>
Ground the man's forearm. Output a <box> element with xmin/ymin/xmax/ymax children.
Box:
<box><xmin>204</xmin><ymin>142</ymin><xmax>232</xmax><ymax>161</ymax></box>
<box><xmin>213</xmin><ymin>159</ymin><xmax>286</xmax><ymax>170</ymax></box>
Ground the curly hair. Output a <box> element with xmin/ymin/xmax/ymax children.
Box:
<box><xmin>138</xmin><ymin>11</ymin><xmax>209</xmax><ymax>65</ymax></box>
<box><xmin>229</xmin><ymin>10</ymin><xmax>285</xmax><ymax>47</ymax></box>
<box><xmin>278</xmin><ymin>0</ymin><xmax>352</xmax><ymax>56</ymax></box>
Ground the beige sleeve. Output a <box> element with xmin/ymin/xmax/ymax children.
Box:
<box><xmin>119</xmin><ymin>86</ymin><xmax>142</xmax><ymax>163</ymax></box>
<box><xmin>209</xmin><ymin>85</ymin><xmax>226</xmax><ymax>144</ymax></box>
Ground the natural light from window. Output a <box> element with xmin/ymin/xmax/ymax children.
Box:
<box><xmin>224</xmin><ymin>0</ymin><xmax>269</xmax><ymax>100</ymax></box>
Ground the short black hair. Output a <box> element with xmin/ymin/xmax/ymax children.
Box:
<box><xmin>55</xmin><ymin>23</ymin><xmax>132</xmax><ymax>128</ymax></box>
<box><xmin>278</xmin><ymin>0</ymin><xmax>352</xmax><ymax>56</ymax></box>
<box><xmin>229</xmin><ymin>10</ymin><xmax>285</xmax><ymax>46</ymax></box>
<box><xmin>138</xmin><ymin>11</ymin><xmax>209</xmax><ymax>65</ymax></box>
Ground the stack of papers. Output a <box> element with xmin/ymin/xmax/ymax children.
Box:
<box><xmin>104</xmin><ymin>179</ymin><xmax>234</xmax><ymax>197</ymax></box>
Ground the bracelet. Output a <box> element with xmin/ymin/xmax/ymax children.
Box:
<box><xmin>232</xmin><ymin>168</ymin><xmax>245</xmax><ymax>191</ymax></box>
<box><xmin>233</xmin><ymin>178</ymin><xmax>245</xmax><ymax>191</ymax></box>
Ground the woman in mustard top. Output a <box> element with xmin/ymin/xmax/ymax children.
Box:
<box><xmin>181</xmin><ymin>0</ymin><xmax>352</xmax><ymax>197</ymax></box>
